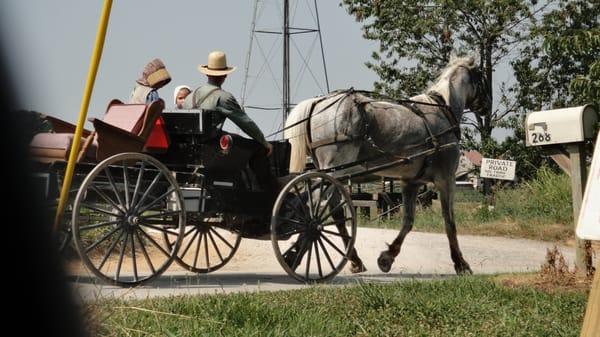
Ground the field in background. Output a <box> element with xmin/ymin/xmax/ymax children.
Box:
<box><xmin>362</xmin><ymin>167</ymin><xmax>575</xmax><ymax>243</ymax></box>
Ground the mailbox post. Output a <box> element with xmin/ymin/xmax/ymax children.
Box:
<box><xmin>526</xmin><ymin>105</ymin><xmax>598</xmax><ymax>275</ymax></box>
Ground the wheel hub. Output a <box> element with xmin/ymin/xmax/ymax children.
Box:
<box><xmin>127</xmin><ymin>215</ymin><xmax>139</xmax><ymax>226</ymax></box>
<box><xmin>306</xmin><ymin>220</ymin><xmax>321</xmax><ymax>240</ymax></box>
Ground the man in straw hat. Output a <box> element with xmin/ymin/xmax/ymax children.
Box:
<box><xmin>184</xmin><ymin>51</ymin><xmax>276</xmax><ymax>193</ymax></box>
<box><xmin>129</xmin><ymin>58</ymin><xmax>171</xmax><ymax>104</ymax></box>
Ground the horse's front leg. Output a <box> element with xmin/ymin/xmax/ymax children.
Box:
<box><xmin>377</xmin><ymin>184</ymin><xmax>419</xmax><ymax>272</ymax></box>
<box><xmin>436</xmin><ymin>178</ymin><xmax>472</xmax><ymax>275</ymax></box>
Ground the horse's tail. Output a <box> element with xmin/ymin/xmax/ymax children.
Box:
<box><xmin>284</xmin><ymin>98</ymin><xmax>314</xmax><ymax>173</ymax></box>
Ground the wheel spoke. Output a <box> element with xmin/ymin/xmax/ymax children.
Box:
<box><xmin>130</xmin><ymin>161</ymin><xmax>146</xmax><ymax>209</ymax></box>
<box><xmin>204</xmin><ymin>232</ymin><xmax>210</xmax><ymax>271</ymax></box>
<box><xmin>290</xmin><ymin>238</ymin><xmax>309</xmax><ymax>271</ymax></box>
<box><xmin>115</xmin><ymin>231</ymin><xmax>129</xmax><ymax>281</ymax></box>
<box><xmin>285</xmin><ymin>195</ymin><xmax>310</xmax><ymax>223</ymax></box>
<box><xmin>137</xmin><ymin>187</ymin><xmax>177</xmax><ymax>214</ymax></box>
<box><xmin>138</xmin><ymin>221</ymin><xmax>180</xmax><ymax>237</ymax></box>
<box><xmin>180</xmin><ymin>230</ymin><xmax>199</xmax><ymax>259</ymax></box>
<box><xmin>305</xmin><ymin>240</ymin><xmax>313</xmax><ymax>280</ymax></box>
<box><xmin>91</xmin><ymin>184</ymin><xmax>124</xmax><ymax>214</ymax></box>
<box><xmin>314</xmin><ymin>241</ymin><xmax>323</xmax><ymax>278</ymax></box>
<box><xmin>193</xmin><ymin>231</ymin><xmax>203</xmax><ymax>269</ymax></box>
<box><xmin>207</xmin><ymin>231</ymin><xmax>224</xmax><ymax>263</ymax></box>
<box><xmin>130</xmin><ymin>231</ymin><xmax>138</xmax><ymax>282</ymax></box>
<box><xmin>138</xmin><ymin>228</ymin><xmax>171</xmax><ymax>259</ymax></box>
<box><xmin>321</xmin><ymin>228</ymin><xmax>352</xmax><ymax>240</ymax></box>
<box><xmin>123</xmin><ymin>162</ymin><xmax>131</xmax><ymax>209</ymax></box>
<box><xmin>84</xmin><ymin>225</ymin><xmax>122</xmax><ymax>254</ymax></box>
<box><xmin>133</xmin><ymin>171</ymin><xmax>163</xmax><ymax>212</ymax></box>
<box><xmin>97</xmin><ymin>229</ymin><xmax>125</xmax><ymax>271</ymax></box>
<box><xmin>305</xmin><ymin>180</ymin><xmax>315</xmax><ymax>218</ymax></box>
<box><xmin>317</xmin><ymin>237</ymin><xmax>336</xmax><ymax>270</ymax></box>
<box><xmin>319</xmin><ymin>233</ymin><xmax>346</xmax><ymax>257</ymax></box>
<box><xmin>79</xmin><ymin>219</ymin><xmax>121</xmax><ymax>231</ymax></box>
<box><xmin>320</xmin><ymin>217</ymin><xmax>353</xmax><ymax>227</ymax></box>
<box><xmin>209</xmin><ymin>228</ymin><xmax>235</xmax><ymax>250</ymax></box>
<box><xmin>315</xmin><ymin>185</ymin><xmax>336</xmax><ymax>220</ymax></box>
<box><xmin>275</xmin><ymin>227</ymin><xmax>306</xmax><ymax>237</ymax></box>
<box><xmin>80</xmin><ymin>202</ymin><xmax>121</xmax><ymax>217</ymax></box>
<box><xmin>104</xmin><ymin>168</ymin><xmax>127</xmax><ymax>212</ymax></box>
<box><xmin>134</xmin><ymin>229</ymin><xmax>156</xmax><ymax>274</ymax></box>
<box><xmin>314</xmin><ymin>178</ymin><xmax>327</xmax><ymax>218</ymax></box>
<box><xmin>318</xmin><ymin>199</ymin><xmax>348</xmax><ymax>223</ymax></box>
<box><xmin>140</xmin><ymin>210</ymin><xmax>182</xmax><ymax>219</ymax></box>
<box><xmin>292</xmin><ymin>184</ymin><xmax>311</xmax><ymax>219</ymax></box>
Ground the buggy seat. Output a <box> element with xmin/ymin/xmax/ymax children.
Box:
<box><xmin>30</xmin><ymin>99</ymin><xmax>164</xmax><ymax>163</ymax></box>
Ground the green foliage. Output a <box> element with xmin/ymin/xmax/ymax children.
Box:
<box><xmin>89</xmin><ymin>277</ymin><xmax>586</xmax><ymax>337</ymax></box>
<box><xmin>512</xmin><ymin>0</ymin><xmax>600</xmax><ymax>110</ymax></box>
<box><xmin>366</xmin><ymin>169</ymin><xmax>573</xmax><ymax>241</ymax></box>
<box><xmin>341</xmin><ymin>0</ymin><xmax>548</xmax><ymax>156</ymax></box>
<box><xmin>495</xmin><ymin>166</ymin><xmax>572</xmax><ymax>224</ymax></box>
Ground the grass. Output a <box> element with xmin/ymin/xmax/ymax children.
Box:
<box><xmin>86</xmin><ymin>276</ymin><xmax>588</xmax><ymax>337</ymax></box>
<box><xmin>362</xmin><ymin>167</ymin><xmax>575</xmax><ymax>242</ymax></box>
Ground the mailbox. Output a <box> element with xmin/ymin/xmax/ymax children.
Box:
<box><xmin>525</xmin><ymin>105</ymin><xmax>598</xmax><ymax>146</ymax></box>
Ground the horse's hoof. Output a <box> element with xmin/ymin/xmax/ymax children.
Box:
<box><xmin>377</xmin><ymin>251</ymin><xmax>394</xmax><ymax>273</ymax></box>
<box><xmin>455</xmin><ymin>263</ymin><xmax>473</xmax><ymax>275</ymax></box>
<box><xmin>350</xmin><ymin>261</ymin><xmax>367</xmax><ymax>274</ymax></box>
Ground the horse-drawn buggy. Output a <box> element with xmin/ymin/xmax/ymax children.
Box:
<box><xmin>31</xmin><ymin>56</ymin><xmax>490</xmax><ymax>286</ymax></box>
<box><xmin>31</xmin><ymin>99</ymin><xmax>359</xmax><ymax>286</ymax></box>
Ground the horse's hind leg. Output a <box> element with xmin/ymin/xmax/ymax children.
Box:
<box><xmin>437</xmin><ymin>178</ymin><xmax>472</xmax><ymax>275</ymax></box>
<box><xmin>377</xmin><ymin>184</ymin><xmax>419</xmax><ymax>273</ymax></box>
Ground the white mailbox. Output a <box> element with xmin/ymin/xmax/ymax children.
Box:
<box><xmin>525</xmin><ymin>105</ymin><xmax>598</xmax><ymax>146</ymax></box>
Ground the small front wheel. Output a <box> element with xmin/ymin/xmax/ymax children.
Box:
<box><xmin>271</xmin><ymin>172</ymin><xmax>357</xmax><ymax>282</ymax></box>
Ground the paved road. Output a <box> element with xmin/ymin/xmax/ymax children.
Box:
<box><xmin>70</xmin><ymin>228</ymin><xmax>574</xmax><ymax>301</ymax></box>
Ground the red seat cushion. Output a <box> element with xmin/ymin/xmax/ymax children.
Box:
<box><xmin>144</xmin><ymin>117</ymin><xmax>170</xmax><ymax>151</ymax></box>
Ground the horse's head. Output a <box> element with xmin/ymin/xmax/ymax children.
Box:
<box><xmin>430</xmin><ymin>56</ymin><xmax>491</xmax><ymax>117</ymax></box>
<box><xmin>462</xmin><ymin>65</ymin><xmax>491</xmax><ymax>116</ymax></box>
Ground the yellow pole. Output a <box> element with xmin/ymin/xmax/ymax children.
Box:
<box><xmin>53</xmin><ymin>0</ymin><xmax>113</xmax><ymax>231</ymax></box>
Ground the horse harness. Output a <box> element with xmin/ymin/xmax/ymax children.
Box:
<box><xmin>300</xmin><ymin>88</ymin><xmax>461</xmax><ymax>179</ymax></box>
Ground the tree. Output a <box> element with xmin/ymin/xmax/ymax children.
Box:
<box><xmin>341</xmin><ymin>0</ymin><xmax>549</xmax><ymax>156</ymax></box>
<box><xmin>512</xmin><ymin>0</ymin><xmax>599</xmax><ymax>111</ymax></box>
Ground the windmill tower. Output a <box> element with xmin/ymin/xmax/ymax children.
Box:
<box><xmin>241</xmin><ymin>0</ymin><xmax>330</xmax><ymax>138</ymax></box>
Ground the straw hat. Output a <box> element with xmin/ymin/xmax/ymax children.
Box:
<box><xmin>197</xmin><ymin>51</ymin><xmax>236</xmax><ymax>76</ymax></box>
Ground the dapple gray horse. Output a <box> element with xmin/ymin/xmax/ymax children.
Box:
<box><xmin>284</xmin><ymin>56</ymin><xmax>490</xmax><ymax>274</ymax></box>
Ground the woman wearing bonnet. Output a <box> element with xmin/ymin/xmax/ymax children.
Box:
<box><xmin>129</xmin><ymin>58</ymin><xmax>171</xmax><ymax>104</ymax></box>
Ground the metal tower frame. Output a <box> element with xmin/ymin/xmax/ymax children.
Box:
<box><xmin>241</xmin><ymin>0</ymin><xmax>330</xmax><ymax>125</ymax></box>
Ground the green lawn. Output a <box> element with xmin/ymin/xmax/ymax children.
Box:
<box><xmin>87</xmin><ymin>276</ymin><xmax>587</xmax><ymax>337</ymax></box>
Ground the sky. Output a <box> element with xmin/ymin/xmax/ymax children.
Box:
<box><xmin>0</xmin><ymin>0</ymin><xmax>512</xmax><ymax>141</ymax></box>
<box><xmin>0</xmin><ymin>0</ymin><xmax>379</xmax><ymax>138</ymax></box>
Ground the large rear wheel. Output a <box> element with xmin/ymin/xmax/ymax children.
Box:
<box><xmin>72</xmin><ymin>153</ymin><xmax>185</xmax><ymax>286</ymax></box>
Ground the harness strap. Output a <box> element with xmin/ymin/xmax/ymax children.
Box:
<box><xmin>406</xmin><ymin>102</ymin><xmax>441</xmax><ymax>149</ymax></box>
<box><xmin>304</xmin><ymin>89</ymin><xmax>355</xmax><ymax>164</ymax></box>
<box><xmin>309</xmin><ymin>134</ymin><xmax>355</xmax><ymax>150</ymax></box>
<box><xmin>427</xmin><ymin>90</ymin><xmax>461</xmax><ymax>140</ymax></box>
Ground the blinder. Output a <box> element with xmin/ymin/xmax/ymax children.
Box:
<box><xmin>464</xmin><ymin>66</ymin><xmax>490</xmax><ymax>114</ymax></box>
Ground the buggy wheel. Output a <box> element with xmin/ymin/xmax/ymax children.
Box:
<box><xmin>271</xmin><ymin>172</ymin><xmax>357</xmax><ymax>283</ymax></box>
<box><xmin>72</xmin><ymin>153</ymin><xmax>185</xmax><ymax>286</ymax></box>
<box><xmin>165</xmin><ymin>219</ymin><xmax>242</xmax><ymax>273</ymax></box>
